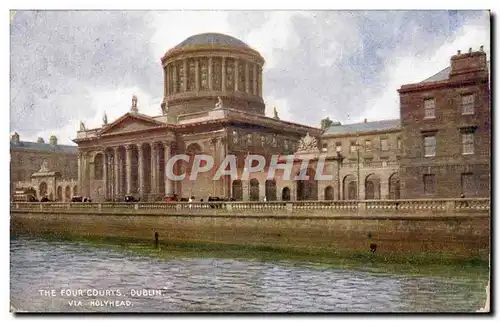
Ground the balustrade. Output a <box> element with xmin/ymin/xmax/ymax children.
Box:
<box><xmin>10</xmin><ymin>198</ymin><xmax>490</xmax><ymax>215</ymax></box>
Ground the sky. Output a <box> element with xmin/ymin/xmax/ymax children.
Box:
<box><xmin>9</xmin><ymin>10</ymin><xmax>491</xmax><ymax>145</ymax></box>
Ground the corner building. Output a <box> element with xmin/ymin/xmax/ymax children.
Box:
<box><xmin>74</xmin><ymin>33</ymin><xmax>322</xmax><ymax>202</ymax></box>
<box><xmin>398</xmin><ymin>48</ymin><xmax>490</xmax><ymax>198</ymax></box>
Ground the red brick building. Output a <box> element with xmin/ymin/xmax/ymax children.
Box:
<box><xmin>398</xmin><ymin>47</ymin><xmax>490</xmax><ymax>199</ymax></box>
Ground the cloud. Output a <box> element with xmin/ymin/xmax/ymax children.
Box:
<box><xmin>10</xmin><ymin>10</ymin><xmax>490</xmax><ymax>146</ymax></box>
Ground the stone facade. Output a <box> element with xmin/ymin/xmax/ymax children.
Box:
<box><xmin>398</xmin><ymin>48</ymin><xmax>491</xmax><ymax>199</ymax></box>
<box><xmin>10</xmin><ymin>133</ymin><xmax>79</xmax><ymax>200</ymax></box>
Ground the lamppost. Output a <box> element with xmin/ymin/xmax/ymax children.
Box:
<box><xmin>356</xmin><ymin>137</ymin><xmax>360</xmax><ymax>200</ymax></box>
<box><xmin>336</xmin><ymin>146</ymin><xmax>344</xmax><ymax>200</ymax></box>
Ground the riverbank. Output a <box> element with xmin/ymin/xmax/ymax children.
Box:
<box><xmin>14</xmin><ymin>232</ymin><xmax>489</xmax><ymax>281</ymax></box>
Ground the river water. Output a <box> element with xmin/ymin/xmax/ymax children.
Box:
<box><xmin>10</xmin><ymin>237</ymin><xmax>488</xmax><ymax>313</ymax></box>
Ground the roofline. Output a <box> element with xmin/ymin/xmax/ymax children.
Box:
<box><xmin>398</xmin><ymin>75</ymin><xmax>489</xmax><ymax>94</ymax></box>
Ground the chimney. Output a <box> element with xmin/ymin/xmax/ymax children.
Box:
<box><xmin>450</xmin><ymin>46</ymin><xmax>487</xmax><ymax>79</ymax></box>
<box><xmin>37</xmin><ymin>137</ymin><xmax>45</xmax><ymax>143</ymax></box>
<box><xmin>364</xmin><ymin>118</ymin><xmax>367</xmax><ymax>123</ymax></box>
<box><xmin>10</xmin><ymin>132</ymin><xmax>20</xmax><ymax>143</ymax></box>
<box><xmin>49</xmin><ymin>135</ymin><xmax>57</xmax><ymax>146</ymax></box>
<box><xmin>457</xmin><ymin>49</ymin><xmax>461</xmax><ymax>55</ymax></box>
<box><xmin>480</xmin><ymin>45</ymin><xmax>484</xmax><ymax>52</ymax></box>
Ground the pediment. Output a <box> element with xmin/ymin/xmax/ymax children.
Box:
<box><xmin>99</xmin><ymin>113</ymin><xmax>165</xmax><ymax>135</ymax></box>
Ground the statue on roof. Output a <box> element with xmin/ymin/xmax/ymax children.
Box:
<box><xmin>214</xmin><ymin>96</ymin><xmax>223</xmax><ymax>110</ymax></box>
<box><xmin>161</xmin><ymin>98</ymin><xmax>168</xmax><ymax>115</ymax></box>
<box><xmin>103</xmin><ymin>112</ymin><xmax>108</xmax><ymax>126</ymax></box>
<box><xmin>80</xmin><ymin>121</ymin><xmax>86</xmax><ymax>131</ymax></box>
<box><xmin>39</xmin><ymin>159</ymin><xmax>49</xmax><ymax>173</ymax></box>
<box><xmin>131</xmin><ymin>94</ymin><xmax>138</xmax><ymax>113</ymax></box>
<box><xmin>273</xmin><ymin>105</ymin><xmax>280</xmax><ymax>120</ymax></box>
<box><xmin>297</xmin><ymin>132</ymin><xmax>319</xmax><ymax>153</ymax></box>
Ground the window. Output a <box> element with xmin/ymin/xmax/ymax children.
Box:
<box><xmin>272</xmin><ymin>134</ymin><xmax>277</xmax><ymax>147</ymax></box>
<box><xmin>232</xmin><ymin>130</ymin><xmax>238</xmax><ymax>143</ymax></box>
<box><xmin>246</xmin><ymin>133</ymin><xmax>253</xmax><ymax>145</ymax></box>
<box><xmin>462</xmin><ymin>94</ymin><xmax>475</xmax><ymax>115</ymax></box>
<box><xmin>397</xmin><ymin>137</ymin><xmax>402</xmax><ymax>150</ymax></box>
<box><xmin>364</xmin><ymin>158</ymin><xmax>373</xmax><ymax>165</ymax></box>
<box><xmin>261</xmin><ymin>135</ymin><xmax>266</xmax><ymax>147</ymax></box>
<box><xmin>321</xmin><ymin>143</ymin><xmax>328</xmax><ymax>152</ymax></box>
<box><xmin>462</xmin><ymin>133</ymin><xmax>474</xmax><ymax>155</ymax></box>
<box><xmin>350</xmin><ymin>141</ymin><xmax>357</xmax><ymax>153</ymax></box>
<box><xmin>335</xmin><ymin>142</ymin><xmax>342</xmax><ymax>153</ymax></box>
<box><xmin>284</xmin><ymin>139</ymin><xmax>289</xmax><ymax>150</ymax></box>
<box><xmin>423</xmin><ymin>174</ymin><xmax>436</xmax><ymax>195</ymax></box>
<box><xmin>380</xmin><ymin>138</ymin><xmax>389</xmax><ymax>151</ymax></box>
<box><xmin>424</xmin><ymin>98</ymin><xmax>435</xmax><ymax>119</ymax></box>
<box><xmin>423</xmin><ymin>135</ymin><xmax>436</xmax><ymax>157</ymax></box>
<box><xmin>365</xmin><ymin>140</ymin><xmax>372</xmax><ymax>152</ymax></box>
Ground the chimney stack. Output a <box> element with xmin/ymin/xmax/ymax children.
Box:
<box><xmin>37</xmin><ymin>137</ymin><xmax>45</xmax><ymax>143</ymax></box>
<box><xmin>457</xmin><ymin>49</ymin><xmax>461</xmax><ymax>55</ymax></box>
<box><xmin>469</xmin><ymin>47</ymin><xmax>472</xmax><ymax>54</ymax></box>
<box><xmin>364</xmin><ymin>118</ymin><xmax>367</xmax><ymax>123</ymax></box>
<box><xmin>49</xmin><ymin>135</ymin><xmax>57</xmax><ymax>146</ymax></box>
<box><xmin>480</xmin><ymin>45</ymin><xmax>484</xmax><ymax>52</ymax></box>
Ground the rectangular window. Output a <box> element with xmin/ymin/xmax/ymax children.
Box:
<box><xmin>462</xmin><ymin>94</ymin><xmax>475</xmax><ymax>115</ymax></box>
<box><xmin>397</xmin><ymin>137</ymin><xmax>402</xmax><ymax>150</ymax></box>
<box><xmin>321</xmin><ymin>143</ymin><xmax>328</xmax><ymax>152</ymax></box>
<box><xmin>350</xmin><ymin>141</ymin><xmax>357</xmax><ymax>153</ymax></box>
<box><xmin>365</xmin><ymin>140</ymin><xmax>372</xmax><ymax>152</ymax></box>
<box><xmin>232</xmin><ymin>130</ymin><xmax>238</xmax><ymax>143</ymax></box>
<box><xmin>461</xmin><ymin>172</ymin><xmax>475</xmax><ymax>196</ymax></box>
<box><xmin>423</xmin><ymin>174</ymin><xmax>436</xmax><ymax>195</ymax></box>
<box><xmin>261</xmin><ymin>135</ymin><xmax>266</xmax><ymax>147</ymax></box>
<box><xmin>284</xmin><ymin>139</ymin><xmax>289</xmax><ymax>150</ymax></box>
<box><xmin>272</xmin><ymin>134</ymin><xmax>277</xmax><ymax>147</ymax></box>
<box><xmin>424</xmin><ymin>98</ymin><xmax>436</xmax><ymax>119</ymax></box>
<box><xmin>380</xmin><ymin>138</ymin><xmax>389</xmax><ymax>151</ymax></box>
<box><xmin>462</xmin><ymin>133</ymin><xmax>474</xmax><ymax>155</ymax></box>
<box><xmin>423</xmin><ymin>135</ymin><xmax>436</xmax><ymax>157</ymax></box>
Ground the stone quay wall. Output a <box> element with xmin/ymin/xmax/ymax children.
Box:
<box><xmin>10</xmin><ymin>199</ymin><xmax>490</xmax><ymax>258</ymax></box>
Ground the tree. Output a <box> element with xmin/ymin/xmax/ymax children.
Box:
<box><xmin>320</xmin><ymin>117</ymin><xmax>334</xmax><ymax>130</ymax></box>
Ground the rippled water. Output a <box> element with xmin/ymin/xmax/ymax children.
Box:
<box><xmin>10</xmin><ymin>237</ymin><xmax>487</xmax><ymax>313</ymax></box>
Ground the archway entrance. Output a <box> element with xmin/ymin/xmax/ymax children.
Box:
<box><xmin>296</xmin><ymin>168</ymin><xmax>318</xmax><ymax>201</ymax></box>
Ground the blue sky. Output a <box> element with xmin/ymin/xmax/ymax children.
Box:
<box><xmin>10</xmin><ymin>10</ymin><xmax>490</xmax><ymax>145</ymax></box>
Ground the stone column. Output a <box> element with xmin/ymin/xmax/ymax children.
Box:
<box><xmin>381</xmin><ymin>175</ymin><xmax>389</xmax><ymax>200</ymax></box>
<box><xmin>114</xmin><ymin>147</ymin><xmax>120</xmax><ymax>200</ymax></box>
<box><xmin>137</xmin><ymin>144</ymin><xmax>144</xmax><ymax>199</ymax></box>
<box><xmin>167</xmin><ymin>65</ymin><xmax>168</xmax><ymax>97</ymax></box>
<box><xmin>150</xmin><ymin>143</ymin><xmax>157</xmax><ymax>198</ymax></box>
<box><xmin>126</xmin><ymin>145</ymin><xmax>133</xmax><ymax>195</ymax></box>
<box><xmin>208</xmin><ymin>57</ymin><xmax>213</xmax><ymax>90</ymax></box>
<box><xmin>164</xmin><ymin>141</ymin><xmax>174</xmax><ymax>196</ymax></box>
<box><xmin>103</xmin><ymin>151</ymin><xmax>108</xmax><ymax>200</ymax></box>
<box><xmin>258</xmin><ymin>65</ymin><xmax>263</xmax><ymax>97</ymax></box>
<box><xmin>242</xmin><ymin>180</ymin><xmax>249</xmax><ymax>201</ymax></box>
<box><xmin>195</xmin><ymin>59</ymin><xmax>200</xmax><ymax>91</ymax></box>
<box><xmin>221</xmin><ymin>57</ymin><xmax>226</xmax><ymax>92</ymax></box>
<box><xmin>172</xmin><ymin>63</ymin><xmax>177</xmax><ymax>94</ymax></box>
<box><xmin>259</xmin><ymin>180</ymin><xmax>266</xmax><ymax>201</ymax></box>
<box><xmin>183</xmin><ymin>59</ymin><xmax>188</xmax><ymax>92</ymax></box>
<box><xmin>245</xmin><ymin>62</ymin><xmax>250</xmax><ymax>93</ymax></box>
<box><xmin>252</xmin><ymin>64</ymin><xmax>257</xmax><ymax>95</ymax></box>
<box><xmin>234</xmin><ymin>59</ymin><xmax>239</xmax><ymax>92</ymax></box>
<box><xmin>77</xmin><ymin>151</ymin><xmax>82</xmax><ymax>190</ymax></box>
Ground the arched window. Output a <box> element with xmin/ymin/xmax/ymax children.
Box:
<box><xmin>232</xmin><ymin>180</ymin><xmax>243</xmax><ymax>201</ymax></box>
<box><xmin>343</xmin><ymin>175</ymin><xmax>357</xmax><ymax>200</ymax></box>
<box><xmin>324</xmin><ymin>186</ymin><xmax>334</xmax><ymax>200</ymax></box>
<box><xmin>282</xmin><ymin>187</ymin><xmax>291</xmax><ymax>201</ymax></box>
<box><xmin>365</xmin><ymin>174</ymin><xmax>381</xmax><ymax>199</ymax></box>
<box><xmin>389</xmin><ymin>173</ymin><xmax>400</xmax><ymax>199</ymax></box>
<box><xmin>249</xmin><ymin>179</ymin><xmax>260</xmax><ymax>201</ymax></box>
<box><xmin>56</xmin><ymin>186</ymin><xmax>63</xmax><ymax>202</ymax></box>
<box><xmin>265</xmin><ymin>179</ymin><xmax>277</xmax><ymax>201</ymax></box>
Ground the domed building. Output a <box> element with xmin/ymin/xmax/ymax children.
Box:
<box><xmin>74</xmin><ymin>32</ymin><xmax>323</xmax><ymax>202</ymax></box>
<box><xmin>161</xmin><ymin>33</ymin><xmax>266</xmax><ymax>120</ymax></box>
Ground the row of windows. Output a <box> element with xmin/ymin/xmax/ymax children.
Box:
<box><xmin>423</xmin><ymin>172</ymin><xmax>475</xmax><ymax>195</ymax></box>
<box><xmin>231</xmin><ymin>130</ymin><xmax>296</xmax><ymax>151</ymax></box>
<box><xmin>423</xmin><ymin>132</ymin><xmax>475</xmax><ymax>157</ymax></box>
<box><xmin>423</xmin><ymin>93</ymin><xmax>475</xmax><ymax>119</ymax></box>
<box><xmin>326</xmin><ymin>137</ymin><xmax>402</xmax><ymax>154</ymax></box>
